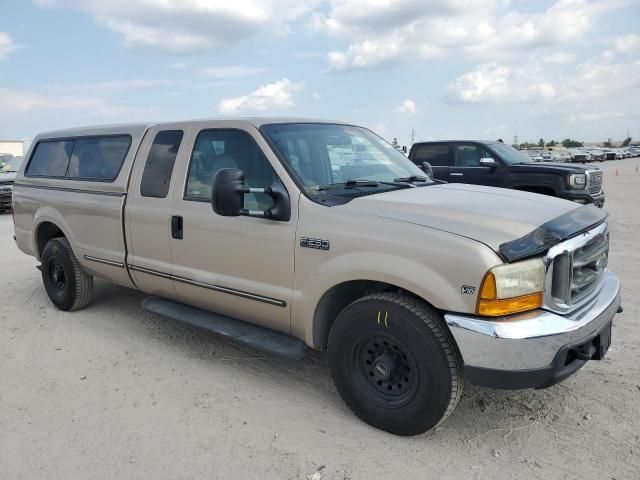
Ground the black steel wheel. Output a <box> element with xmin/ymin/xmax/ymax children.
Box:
<box><xmin>47</xmin><ymin>257</ymin><xmax>67</xmax><ymax>298</ymax></box>
<box><xmin>328</xmin><ymin>293</ymin><xmax>463</xmax><ymax>436</ymax></box>
<box><xmin>351</xmin><ymin>332</ymin><xmax>419</xmax><ymax>408</ymax></box>
<box><xmin>41</xmin><ymin>237</ymin><xmax>93</xmax><ymax>311</ymax></box>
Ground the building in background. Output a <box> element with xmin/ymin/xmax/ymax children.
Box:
<box><xmin>0</xmin><ymin>140</ymin><xmax>25</xmax><ymax>157</ymax></box>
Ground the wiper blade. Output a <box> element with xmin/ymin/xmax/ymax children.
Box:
<box><xmin>316</xmin><ymin>179</ymin><xmax>379</xmax><ymax>191</ymax></box>
<box><xmin>393</xmin><ymin>175</ymin><xmax>428</xmax><ymax>183</ymax></box>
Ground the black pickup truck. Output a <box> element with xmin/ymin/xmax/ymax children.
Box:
<box><xmin>408</xmin><ymin>140</ymin><xmax>604</xmax><ymax>207</ymax></box>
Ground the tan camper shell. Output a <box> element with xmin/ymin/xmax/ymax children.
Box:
<box><xmin>13</xmin><ymin>118</ymin><xmax>621</xmax><ymax>435</ymax></box>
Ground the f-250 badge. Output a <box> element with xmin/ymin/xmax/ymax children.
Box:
<box><xmin>461</xmin><ymin>285</ymin><xmax>476</xmax><ymax>295</ymax></box>
<box><xmin>300</xmin><ymin>237</ymin><xmax>330</xmax><ymax>251</ymax></box>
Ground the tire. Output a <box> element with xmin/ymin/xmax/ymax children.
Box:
<box><xmin>328</xmin><ymin>293</ymin><xmax>463</xmax><ymax>436</ymax></box>
<box><xmin>41</xmin><ymin>237</ymin><xmax>93</xmax><ymax>311</ymax></box>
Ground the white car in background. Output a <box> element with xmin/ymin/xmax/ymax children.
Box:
<box><xmin>569</xmin><ymin>149</ymin><xmax>591</xmax><ymax>163</ymax></box>
<box><xmin>525</xmin><ymin>150</ymin><xmax>544</xmax><ymax>162</ymax></box>
<box><xmin>549</xmin><ymin>151</ymin><xmax>566</xmax><ymax>163</ymax></box>
<box><xmin>587</xmin><ymin>149</ymin><xmax>605</xmax><ymax>162</ymax></box>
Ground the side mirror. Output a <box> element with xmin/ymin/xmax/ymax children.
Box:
<box><xmin>212</xmin><ymin>168</ymin><xmax>290</xmax><ymax>221</ymax></box>
<box><xmin>420</xmin><ymin>161</ymin><xmax>434</xmax><ymax>178</ymax></box>
<box><xmin>479</xmin><ymin>157</ymin><xmax>497</xmax><ymax>168</ymax></box>
<box><xmin>402</xmin><ymin>146</ymin><xmax>407</xmax><ymax>153</ymax></box>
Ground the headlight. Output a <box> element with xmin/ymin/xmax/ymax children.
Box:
<box><xmin>568</xmin><ymin>174</ymin><xmax>586</xmax><ymax>189</ymax></box>
<box><xmin>477</xmin><ymin>258</ymin><xmax>545</xmax><ymax>316</ymax></box>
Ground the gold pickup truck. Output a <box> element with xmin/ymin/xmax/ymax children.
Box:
<box><xmin>12</xmin><ymin>118</ymin><xmax>621</xmax><ymax>435</ymax></box>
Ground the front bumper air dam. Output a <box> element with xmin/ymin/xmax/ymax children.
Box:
<box><xmin>444</xmin><ymin>270</ymin><xmax>621</xmax><ymax>389</ymax></box>
<box><xmin>562</xmin><ymin>191</ymin><xmax>605</xmax><ymax>208</ymax></box>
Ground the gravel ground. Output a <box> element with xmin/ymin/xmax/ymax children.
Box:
<box><xmin>1</xmin><ymin>158</ymin><xmax>639</xmax><ymax>480</ymax></box>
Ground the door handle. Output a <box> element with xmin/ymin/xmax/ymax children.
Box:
<box><xmin>171</xmin><ymin>215</ymin><xmax>183</xmax><ymax>239</ymax></box>
<box><xmin>450</xmin><ymin>173</ymin><xmax>464</xmax><ymax>176</ymax></box>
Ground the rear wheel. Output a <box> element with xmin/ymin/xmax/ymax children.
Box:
<box><xmin>41</xmin><ymin>237</ymin><xmax>93</xmax><ymax>311</ymax></box>
<box><xmin>328</xmin><ymin>293</ymin><xmax>463</xmax><ymax>436</ymax></box>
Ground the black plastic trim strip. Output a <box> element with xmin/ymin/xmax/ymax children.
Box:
<box><xmin>128</xmin><ymin>264</ymin><xmax>286</xmax><ymax>307</ymax></box>
<box><xmin>128</xmin><ymin>264</ymin><xmax>171</xmax><ymax>279</ymax></box>
<box><xmin>13</xmin><ymin>183</ymin><xmax>125</xmax><ymax>197</ymax></box>
<box><xmin>498</xmin><ymin>204</ymin><xmax>608</xmax><ymax>262</ymax></box>
<box><xmin>84</xmin><ymin>255</ymin><xmax>125</xmax><ymax>268</ymax></box>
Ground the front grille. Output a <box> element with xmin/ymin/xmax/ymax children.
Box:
<box><xmin>545</xmin><ymin>222</ymin><xmax>608</xmax><ymax>313</ymax></box>
<box><xmin>588</xmin><ymin>170</ymin><xmax>603</xmax><ymax>195</ymax></box>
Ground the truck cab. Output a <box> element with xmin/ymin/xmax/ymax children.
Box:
<box><xmin>409</xmin><ymin>140</ymin><xmax>605</xmax><ymax>207</ymax></box>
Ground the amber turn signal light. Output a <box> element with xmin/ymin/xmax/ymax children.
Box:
<box><xmin>477</xmin><ymin>292</ymin><xmax>543</xmax><ymax>317</ymax></box>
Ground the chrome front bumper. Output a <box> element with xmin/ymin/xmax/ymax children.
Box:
<box><xmin>444</xmin><ymin>270</ymin><xmax>621</xmax><ymax>387</ymax></box>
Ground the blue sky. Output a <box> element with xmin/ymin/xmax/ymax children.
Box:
<box><xmin>1</xmin><ymin>0</ymin><xmax>639</xmax><ymax>146</ymax></box>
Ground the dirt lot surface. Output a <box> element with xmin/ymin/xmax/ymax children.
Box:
<box><xmin>1</xmin><ymin>158</ymin><xmax>639</xmax><ymax>480</ymax></box>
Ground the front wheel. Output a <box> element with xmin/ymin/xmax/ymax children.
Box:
<box><xmin>41</xmin><ymin>237</ymin><xmax>93</xmax><ymax>311</ymax></box>
<box><xmin>328</xmin><ymin>293</ymin><xmax>463</xmax><ymax>436</ymax></box>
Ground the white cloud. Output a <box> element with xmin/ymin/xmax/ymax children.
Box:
<box><xmin>36</xmin><ymin>0</ymin><xmax>318</xmax><ymax>52</ymax></box>
<box><xmin>557</xmin><ymin>53</ymin><xmax>640</xmax><ymax>102</ymax></box>
<box><xmin>542</xmin><ymin>52</ymin><xmax>576</xmax><ymax>64</ymax></box>
<box><xmin>0</xmin><ymin>87</ymin><xmax>133</xmax><ymax>116</ymax></box>
<box><xmin>201</xmin><ymin>65</ymin><xmax>267</xmax><ymax>79</ymax></box>
<box><xmin>316</xmin><ymin>0</ymin><xmax>634</xmax><ymax>71</ymax></box>
<box><xmin>570</xmin><ymin>112</ymin><xmax>624</xmax><ymax>122</ymax></box>
<box><xmin>0</xmin><ymin>32</ymin><xmax>18</xmax><ymax>60</ymax></box>
<box><xmin>396</xmin><ymin>99</ymin><xmax>417</xmax><ymax>114</ymax></box>
<box><xmin>450</xmin><ymin>62</ymin><xmax>556</xmax><ymax>103</ymax></box>
<box><xmin>0</xmin><ymin>78</ymin><xmax>172</xmax><ymax>117</ymax></box>
<box><xmin>218</xmin><ymin>78</ymin><xmax>303</xmax><ymax>114</ymax></box>
<box><xmin>615</xmin><ymin>33</ymin><xmax>640</xmax><ymax>53</ymax></box>
<box><xmin>327</xmin><ymin>35</ymin><xmax>413</xmax><ymax>71</ymax></box>
<box><xmin>314</xmin><ymin>0</ymin><xmax>495</xmax><ymax>35</ymax></box>
<box><xmin>463</xmin><ymin>0</ymin><xmax>592</xmax><ymax>59</ymax></box>
<box><xmin>68</xmin><ymin>79</ymin><xmax>173</xmax><ymax>94</ymax></box>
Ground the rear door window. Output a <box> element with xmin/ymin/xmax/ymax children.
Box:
<box><xmin>67</xmin><ymin>136</ymin><xmax>131</xmax><ymax>181</ymax></box>
<box><xmin>412</xmin><ymin>144</ymin><xmax>451</xmax><ymax>166</ymax></box>
<box><xmin>140</xmin><ymin>130</ymin><xmax>183</xmax><ymax>198</ymax></box>
<box><xmin>26</xmin><ymin>141</ymin><xmax>74</xmax><ymax>177</ymax></box>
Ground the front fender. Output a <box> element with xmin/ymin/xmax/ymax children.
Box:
<box><xmin>291</xmin><ymin>236</ymin><xmax>502</xmax><ymax>348</ymax></box>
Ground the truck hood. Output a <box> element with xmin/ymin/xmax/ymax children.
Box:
<box><xmin>342</xmin><ymin>183</ymin><xmax>579</xmax><ymax>252</ymax></box>
<box><xmin>0</xmin><ymin>171</ymin><xmax>17</xmax><ymax>182</ymax></box>
<box><xmin>512</xmin><ymin>162</ymin><xmax>598</xmax><ymax>174</ymax></box>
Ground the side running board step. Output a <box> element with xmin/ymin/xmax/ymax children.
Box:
<box><xmin>142</xmin><ymin>296</ymin><xmax>307</xmax><ymax>359</ymax></box>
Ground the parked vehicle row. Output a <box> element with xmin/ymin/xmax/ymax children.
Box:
<box><xmin>568</xmin><ymin>147</ymin><xmax>640</xmax><ymax>163</ymax></box>
<box><xmin>516</xmin><ymin>146</ymin><xmax>639</xmax><ymax>164</ymax></box>
<box><xmin>12</xmin><ymin>119</ymin><xmax>621</xmax><ymax>436</ymax></box>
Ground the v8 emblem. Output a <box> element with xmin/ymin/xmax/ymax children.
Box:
<box><xmin>461</xmin><ymin>285</ymin><xmax>476</xmax><ymax>295</ymax></box>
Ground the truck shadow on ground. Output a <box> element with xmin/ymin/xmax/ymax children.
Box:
<box><xmin>87</xmin><ymin>279</ymin><xmax>573</xmax><ymax>441</ymax></box>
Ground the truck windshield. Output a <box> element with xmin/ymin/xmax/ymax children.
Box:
<box><xmin>487</xmin><ymin>143</ymin><xmax>529</xmax><ymax>165</ymax></box>
<box><xmin>261</xmin><ymin>123</ymin><xmax>431</xmax><ymax>195</ymax></box>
